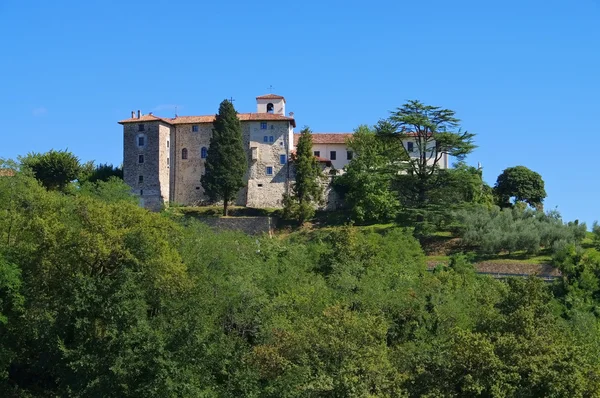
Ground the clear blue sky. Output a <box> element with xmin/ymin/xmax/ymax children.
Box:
<box><xmin>1</xmin><ymin>0</ymin><xmax>599</xmax><ymax>225</ymax></box>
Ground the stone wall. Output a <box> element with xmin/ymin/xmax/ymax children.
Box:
<box><xmin>245</xmin><ymin>121</ymin><xmax>291</xmax><ymax>208</ymax></box>
<box><xmin>171</xmin><ymin>123</ymin><xmax>212</xmax><ymax>205</ymax></box>
<box><xmin>198</xmin><ymin>216</ymin><xmax>273</xmax><ymax>236</ymax></box>
<box><xmin>124</xmin><ymin>116</ymin><xmax>294</xmax><ymax>210</ymax></box>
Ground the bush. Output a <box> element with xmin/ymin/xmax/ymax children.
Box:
<box><xmin>455</xmin><ymin>205</ymin><xmax>585</xmax><ymax>255</ymax></box>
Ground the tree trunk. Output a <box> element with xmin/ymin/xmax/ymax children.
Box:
<box><xmin>223</xmin><ymin>199</ymin><xmax>228</xmax><ymax>216</ymax></box>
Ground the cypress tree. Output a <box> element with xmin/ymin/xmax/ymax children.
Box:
<box><xmin>283</xmin><ymin>127</ymin><xmax>324</xmax><ymax>223</ymax></box>
<box><xmin>201</xmin><ymin>100</ymin><xmax>247</xmax><ymax>216</ymax></box>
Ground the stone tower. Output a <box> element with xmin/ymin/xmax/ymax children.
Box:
<box><xmin>119</xmin><ymin>111</ymin><xmax>172</xmax><ymax>210</ymax></box>
<box><xmin>256</xmin><ymin>94</ymin><xmax>286</xmax><ymax>115</ymax></box>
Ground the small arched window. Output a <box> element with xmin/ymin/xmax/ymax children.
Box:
<box><xmin>182</xmin><ymin>148</ymin><xmax>188</xmax><ymax>160</ymax></box>
<box><xmin>201</xmin><ymin>147</ymin><xmax>208</xmax><ymax>159</ymax></box>
<box><xmin>267</xmin><ymin>103</ymin><xmax>274</xmax><ymax>113</ymax></box>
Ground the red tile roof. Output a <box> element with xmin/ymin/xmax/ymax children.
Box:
<box><xmin>0</xmin><ymin>169</ymin><xmax>15</xmax><ymax>177</ymax></box>
<box><xmin>293</xmin><ymin>133</ymin><xmax>353</xmax><ymax>145</ymax></box>
<box><xmin>118</xmin><ymin>114</ymin><xmax>164</xmax><ymax>123</ymax></box>
<box><xmin>256</xmin><ymin>94</ymin><xmax>286</xmax><ymax>102</ymax></box>
<box><xmin>119</xmin><ymin>112</ymin><xmax>296</xmax><ymax>127</ymax></box>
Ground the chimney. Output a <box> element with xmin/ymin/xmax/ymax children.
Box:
<box><xmin>137</xmin><ymin>110</ymin><xmax>141</xmax><ymax>119</ymax></box>
<box><xmin>131</xmin><ymin>111</ymin><xmax>135</xmax><ymax>118</ymax></box>
<box><xmin>289</xmin><ymin>112</ymin><xmax>294</xmax><ymax>118</ymax></box>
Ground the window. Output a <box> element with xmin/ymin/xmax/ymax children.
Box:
<box><xmin>330</xmin><ymin>151</ymin><xmax>337</xmax><ymax>160</ymax></box>
<box><xmin>407</xmin><ymin>142</ymin><xmax>414</xmax><ymax>152</ymax></box>
<box><xmin>138</xmin><ymin>124</ymin><xmax>145</xmax><ymax>132</ymax></box>
<box><xmin>138</xmin><ymin>175</ymin><xmax>144</xmax><ymax>183</ymax></box>
<box><xmin>267</xmin><ymin>103</ymin><xmax>274</xmax><ymax>113</ymax></box>
<box><xmin>280</xmin><ymin>154</ymin><xmax>286</xmax><ymax>165</ymax></box>
<box><xmin>261</xmin><ymin>122</ymin><xmax>267</xmax><ymax>129</ymax></box>
<box><xmin>347</xmin><ymin>151</ymin><xmax>353</xmax><ymax>160</ymax></box>
<box><xmin>269</xmin><ymin>136</ymin><xmax>274</xmax><ymax>143</ymax></box>
<box><xmin>263</xmin><ymin>136</ymin><xmax>269</xmax><ymax>142</ymax></box>
<box><xmin>167</xmin><ymin>140</ymin><xmax>170</xmax><ymax>148</ymax></box>
<box><xmin>182</xmin><ymin>148</ymin><xmax>188</xmax><ymax>159</ymax></box>
<box><xmin>138</xmin><ymin>136</ymin><xmax>145</xmax><ymax>147</ymax></box>
<box><xmin>140</xmin><ymin>189</ymin><xmax>143</xmax><ymax>196</ymax></box>
<box><xmin>138</xmin><ymin>154</ymin><xmax>144</xmax><ymax>164</ymax></box>
<box><xmin>192</xmin><ymin>125</ymin><xmax>199</xmax><ymax>132</ymax></box>
<box><xmin>270</xmin><ymin>125</ymin><xmax>274</xmax><ymax>130</ymax></box>
<box><xmin>266</xmin><ymin>166</ymin><xmax>273</xmax><ymax>176</ymax></box>
<box><xmin>314</xmin><ymin>150</ymin><xmax>320</xmax><ymax>157</ymax></box>
<box><xmin>167</xmin><ymin>157</ymin><xmax>170</xmax><ymax>168</ymax></box>
<box><xmin>201</xmin><ymin>147</ymin><xmax>208</xmax><ymax>159</ymax></box>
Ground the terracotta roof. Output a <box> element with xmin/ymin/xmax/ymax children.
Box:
<box><xmin>119</xmin><ymin>112</ymin><xmax>296</xmax><ymax>127</ymax></box>
<box><xmin>293</xmin><ymin>133</ymin><xmax>353</xmax><ymax>145</ymax></box>
<box><xmin>118</xmin><ymin>114</ymin><xmax>164</xmax><ymax>124</ymax></box>
<box><xmin>256</xmin><ymin>93</ymin><xmax>286</xmax><ymax>102</ymax></box>
<box><xmin>0</xmin><ymin>169</ymin><xmax>15</xmax><ymax>177</ymax></box>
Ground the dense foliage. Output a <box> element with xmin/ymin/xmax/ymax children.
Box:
<box><xmin>19</xmin><ymin>149</ymin><xmax>82</xmax><ymax>192</ymax></box>
<box><xmin>282</xmin><ymin>127</ymin><xmax>323</xmax><ymax>223</ymax></box>
<box><xmin>1</xmin><ymin>166</ymin><xmax>600</xmax><ymax>396</ymax></box>
<box><xmin>334</xmin><ymin>125</ymin><xmax>401</xmax><ymax>223</ymax></box>
<box><xmin>201</xmin><ymin>99</ymin><xmax>247</xmax><ymax>216</ymax></box>
<box><xmin>454</xmin><ymin>205</ymin><xmax>587</xmax><ymax>254</ymax></box>
<box><xmin>81</xmin><ymin>162</ymin><xmax>123</xmax><ymax>183</ymax></box>
<box><xmin>388</xmin><ymin>100</ymin><xmax>476</xmax><ymax>205</ymax></box>
<box><xmin>495</xmin><ymin>166</ymin><xmax>547</xmax><ymax>209</ymax></box>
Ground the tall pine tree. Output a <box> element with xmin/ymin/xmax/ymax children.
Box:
<box><xmin>283</xmin><ymin>127</ymin><xmax>323</xmax><ymax>223</ymax></box>
<box><xmin>201</xmin><ymin>100</ymin><xmax>247</xmax><ymax>216</ymax></box>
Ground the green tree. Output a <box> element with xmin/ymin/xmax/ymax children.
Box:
<box><xmin>81</xmin><ymin>163</ymin><xmax>123</xmax><ymax>183</ymax></box>
<box><xmin>282</xmin><ymin>127</ymin><xmax>323</xmax><ymax>223</ymax></box>
<box><xmin>388</xmin><ymin>100</ymin><xmax>476</xmax><ymax>205</ymax></box>
<box><xmin>19</xmin><ymin>149</ymin><xmax>82</xmax><ymax>192</ymax></box>
<box><xmin>201</xmin><ymin>100</ymin><xmax>247</xmax><ymax>216</ymax></box>
<box><xmin>78</xmin><ymin>177</ymin><xmax>137</xmax><ymax>204</ymax></box>
<box><xmin>335</xmin><ymin>125</ymin><xmax>400</xmax><ymax>223</ymax></box>
<box><xmin>494</xmin><ymin>165</ymin><xmax>546</xmax><ymax>209</ymax></box>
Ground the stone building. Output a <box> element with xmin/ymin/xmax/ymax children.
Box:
<box><xmin>119</xmin><ymin>94</ymin><xmax>296</xmax><ymax>210</ymax></box>
<box><xmin>119</xmin><ymin>93</ymin><xmax>448</xmax><ymax>210</ymax></box>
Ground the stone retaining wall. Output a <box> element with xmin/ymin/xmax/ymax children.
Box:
<box><xmin>198</xmin><ymin>216</ymin><xmax>273</xmax><ymax>236</ymax></box>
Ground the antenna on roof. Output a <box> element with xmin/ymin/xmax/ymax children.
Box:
<box><xmin>267</xmin><ymin>85</ymin><xmax>274</xmax><ymax>93</ymax></box>
<box><xmin>175</xmin><ymin>105</ymin><xmax>178</xmax><ymax>118</ymax></box>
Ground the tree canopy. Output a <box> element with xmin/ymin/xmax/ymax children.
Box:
<box><xmin>335</xmin><ymin>125</ymin><xmax>400</xmax><ymax>223</ymax></box>
<box><xmin>495</xmin><ymin>165</ymin><xmax>547</xmax><ymax>209</ymax></box>
<box><xmin>282</xmin><ymin>127</ymin><xmax>323</xmax><ymax>223</ymax></box>
<box><xmin>388</xmin><ymin>100</ymin><xmax>476</xmax><ymax>204</ymax></box>
<box><xmin>19</xmin><ymin>149</ymin><xmax>82</xmax><ymax>192</ymax></box>
<box><xmin>1</xmin><ymin>164</ymin><xmax>600</xmax><ymax>396</ymax></box>
<box><xmin>201</xmin><ymin>99</ymin><xmax>247</xmax><ymax>216</ymax></box>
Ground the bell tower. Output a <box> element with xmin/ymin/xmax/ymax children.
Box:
<box><xmin>256</xmin><ymin>94</ymin><xmax>286</xmax><ymax>115</ymax></box>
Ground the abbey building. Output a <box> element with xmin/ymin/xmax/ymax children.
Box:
<box><xmin>119</xmin><ymin>93</ymin><xmax>448</xmax><ymax>210</ymax></box>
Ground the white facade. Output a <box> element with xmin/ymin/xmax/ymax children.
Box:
<box><xmin>312</xmin><ymin>143</ymin><xmax>353</xmax><ymax>170</ymax></box>
<box><xmin>294</xmin><ymin>135</ymin><xmax>449</xmax><ymax>171</ymax></box>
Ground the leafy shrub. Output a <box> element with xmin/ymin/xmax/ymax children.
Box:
<box><xmin>455</xmin><ymin>205</ymin><xmax>585</xmax><ymax>254</ymax></box>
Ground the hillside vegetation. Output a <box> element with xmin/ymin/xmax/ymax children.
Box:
<box><xmin>2</xmin><ymin>167</ymin><xmax>600</xmax><ymax>396</ymax></box>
